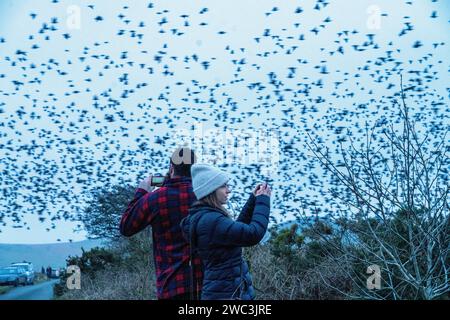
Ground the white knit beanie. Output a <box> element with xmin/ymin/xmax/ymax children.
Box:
<box><xmin>191</xmin><ymin>164</ymin><xmax>230</xmax><ymax>200</ymax></box>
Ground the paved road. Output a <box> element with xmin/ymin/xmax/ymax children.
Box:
<box><xmin>0</xmin><ymin>279</ymin><xmax>59</xmax><ymax>300</ymax></box>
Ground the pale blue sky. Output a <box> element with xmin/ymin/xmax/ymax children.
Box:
<box><xmin>0</xmin><ymin>0</ymin><xmax>448</xmax><ymax>243</ymax></box>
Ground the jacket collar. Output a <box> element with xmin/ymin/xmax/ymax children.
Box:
<box><xmin>189</xmin><ymin>201</ymin><xmax>229</xmax><ymax>217</ymax></box>
<box><xmin>163</xmin><ymin>176</ymin><xmax>192</xmax><ymax>187</ymax></box>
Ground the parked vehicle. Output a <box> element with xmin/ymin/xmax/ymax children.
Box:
<box><xmin>11</xmin><ymin>262</ymin><xmax>35</xmax><ymax>285</ymax></box>
<box><xmin>0</xmin><ymin>267</ymin><xmax>27</xmax><ymax>286</ymax></box>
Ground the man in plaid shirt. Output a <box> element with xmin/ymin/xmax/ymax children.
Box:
<box><xmin>119</xmin><ymin>148</ymin><xmax>203</xmax><ymax>300</ymax></box>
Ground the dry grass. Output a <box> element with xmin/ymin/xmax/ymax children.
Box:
<box><xmin>248</xmin><ymin>244</ymin><xmax>352</xmax><ymax>300</ymax></box>
<box><xmin>59</xmin><ymin>243</ymin><xmax>351</xmax><ymax>300</ymax></box>
<box><xmin>58</xmin><ymin>229</ymin><xmax>353</xmax><ymax>300</ymax></box>
<box><xmin>58</xmin><ymin>263</ymin><xmax>156</xmax><ymax>300</ymax></box>
<box><xmin>247</xmin><ymin>245</ymin><xmax>303</xmax><ymax>300</ymax></box>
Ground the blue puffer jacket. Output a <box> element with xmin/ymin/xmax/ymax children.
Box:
<box><xmin>181</xmin><ymin>193</ymin><xmax>270</xmax><ymax>300</ymax></box>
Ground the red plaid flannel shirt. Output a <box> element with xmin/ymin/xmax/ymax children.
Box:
<box><xmin>119</xmin><ymin>176</ymin><xmax>203</xmax><ymax>299</ymax></box>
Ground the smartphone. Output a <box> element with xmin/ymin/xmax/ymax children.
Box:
<box><xmin>151</xmin><ymin>175</ymin><xmax>165</xmax><ymax>187</ymax></box>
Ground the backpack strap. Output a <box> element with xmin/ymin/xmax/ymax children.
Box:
<box><xmin>188</xmin><ymin>211</ymin><xmax>206</xmax><ymax>300</ymax></box>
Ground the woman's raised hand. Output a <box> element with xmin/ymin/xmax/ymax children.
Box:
<box><xmin>255</xmin><ymin>183</ymin><xmax>271</xmax><ymax>197</ymax></box>
<box><xmin>252</xmin><ymin>184</ymin><xmax>262</xmax><ymax>196</ymax></box>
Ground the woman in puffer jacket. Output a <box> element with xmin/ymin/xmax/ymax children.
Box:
<box><xmin>181</xmin><ymin>163</ymin><xmax>271</xmax><ymax>300</ymax></box>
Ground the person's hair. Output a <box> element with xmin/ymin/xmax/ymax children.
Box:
<box><xmin>197</xmin><ymin>190</ymin><xmax>230</xmax><ymax>218</ymax></box>
<box><xmin>170</xmin><ymin>147</ymin><xmax>196</xmax><ymax>177</ymax></box>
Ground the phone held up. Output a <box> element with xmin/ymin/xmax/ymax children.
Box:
<box><xmin>150</xmin><ymin>174</ymin><xmax>165</xmax><ymax>187</ymax></box>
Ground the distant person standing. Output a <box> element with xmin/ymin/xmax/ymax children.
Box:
<box><xmin>120</xmin><ymin>147</ymin><xmax>203</xmax><ymax>300</ymax></box>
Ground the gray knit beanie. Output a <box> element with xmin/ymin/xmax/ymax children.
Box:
<box><xmin>191</xmin><ymin>164</ymin><xmax>230</xmax><ymax>200</ymax></box>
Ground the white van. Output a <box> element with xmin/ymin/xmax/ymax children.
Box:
<box><xmin>11</xmin><ymin>262</ymin><xmax>35</xmax><ymax>285</ymax></box>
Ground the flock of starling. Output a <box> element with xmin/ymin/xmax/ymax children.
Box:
<box><xmin>0</xmin><ymin>0</ymin><xmax>448</xmax><ymax>239</ymax></box>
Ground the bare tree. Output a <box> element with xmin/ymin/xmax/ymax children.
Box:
<box><xmin>305</xmin><ymin>79</ymin><xmax>449</xmax><ymax>299</ymax></box>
